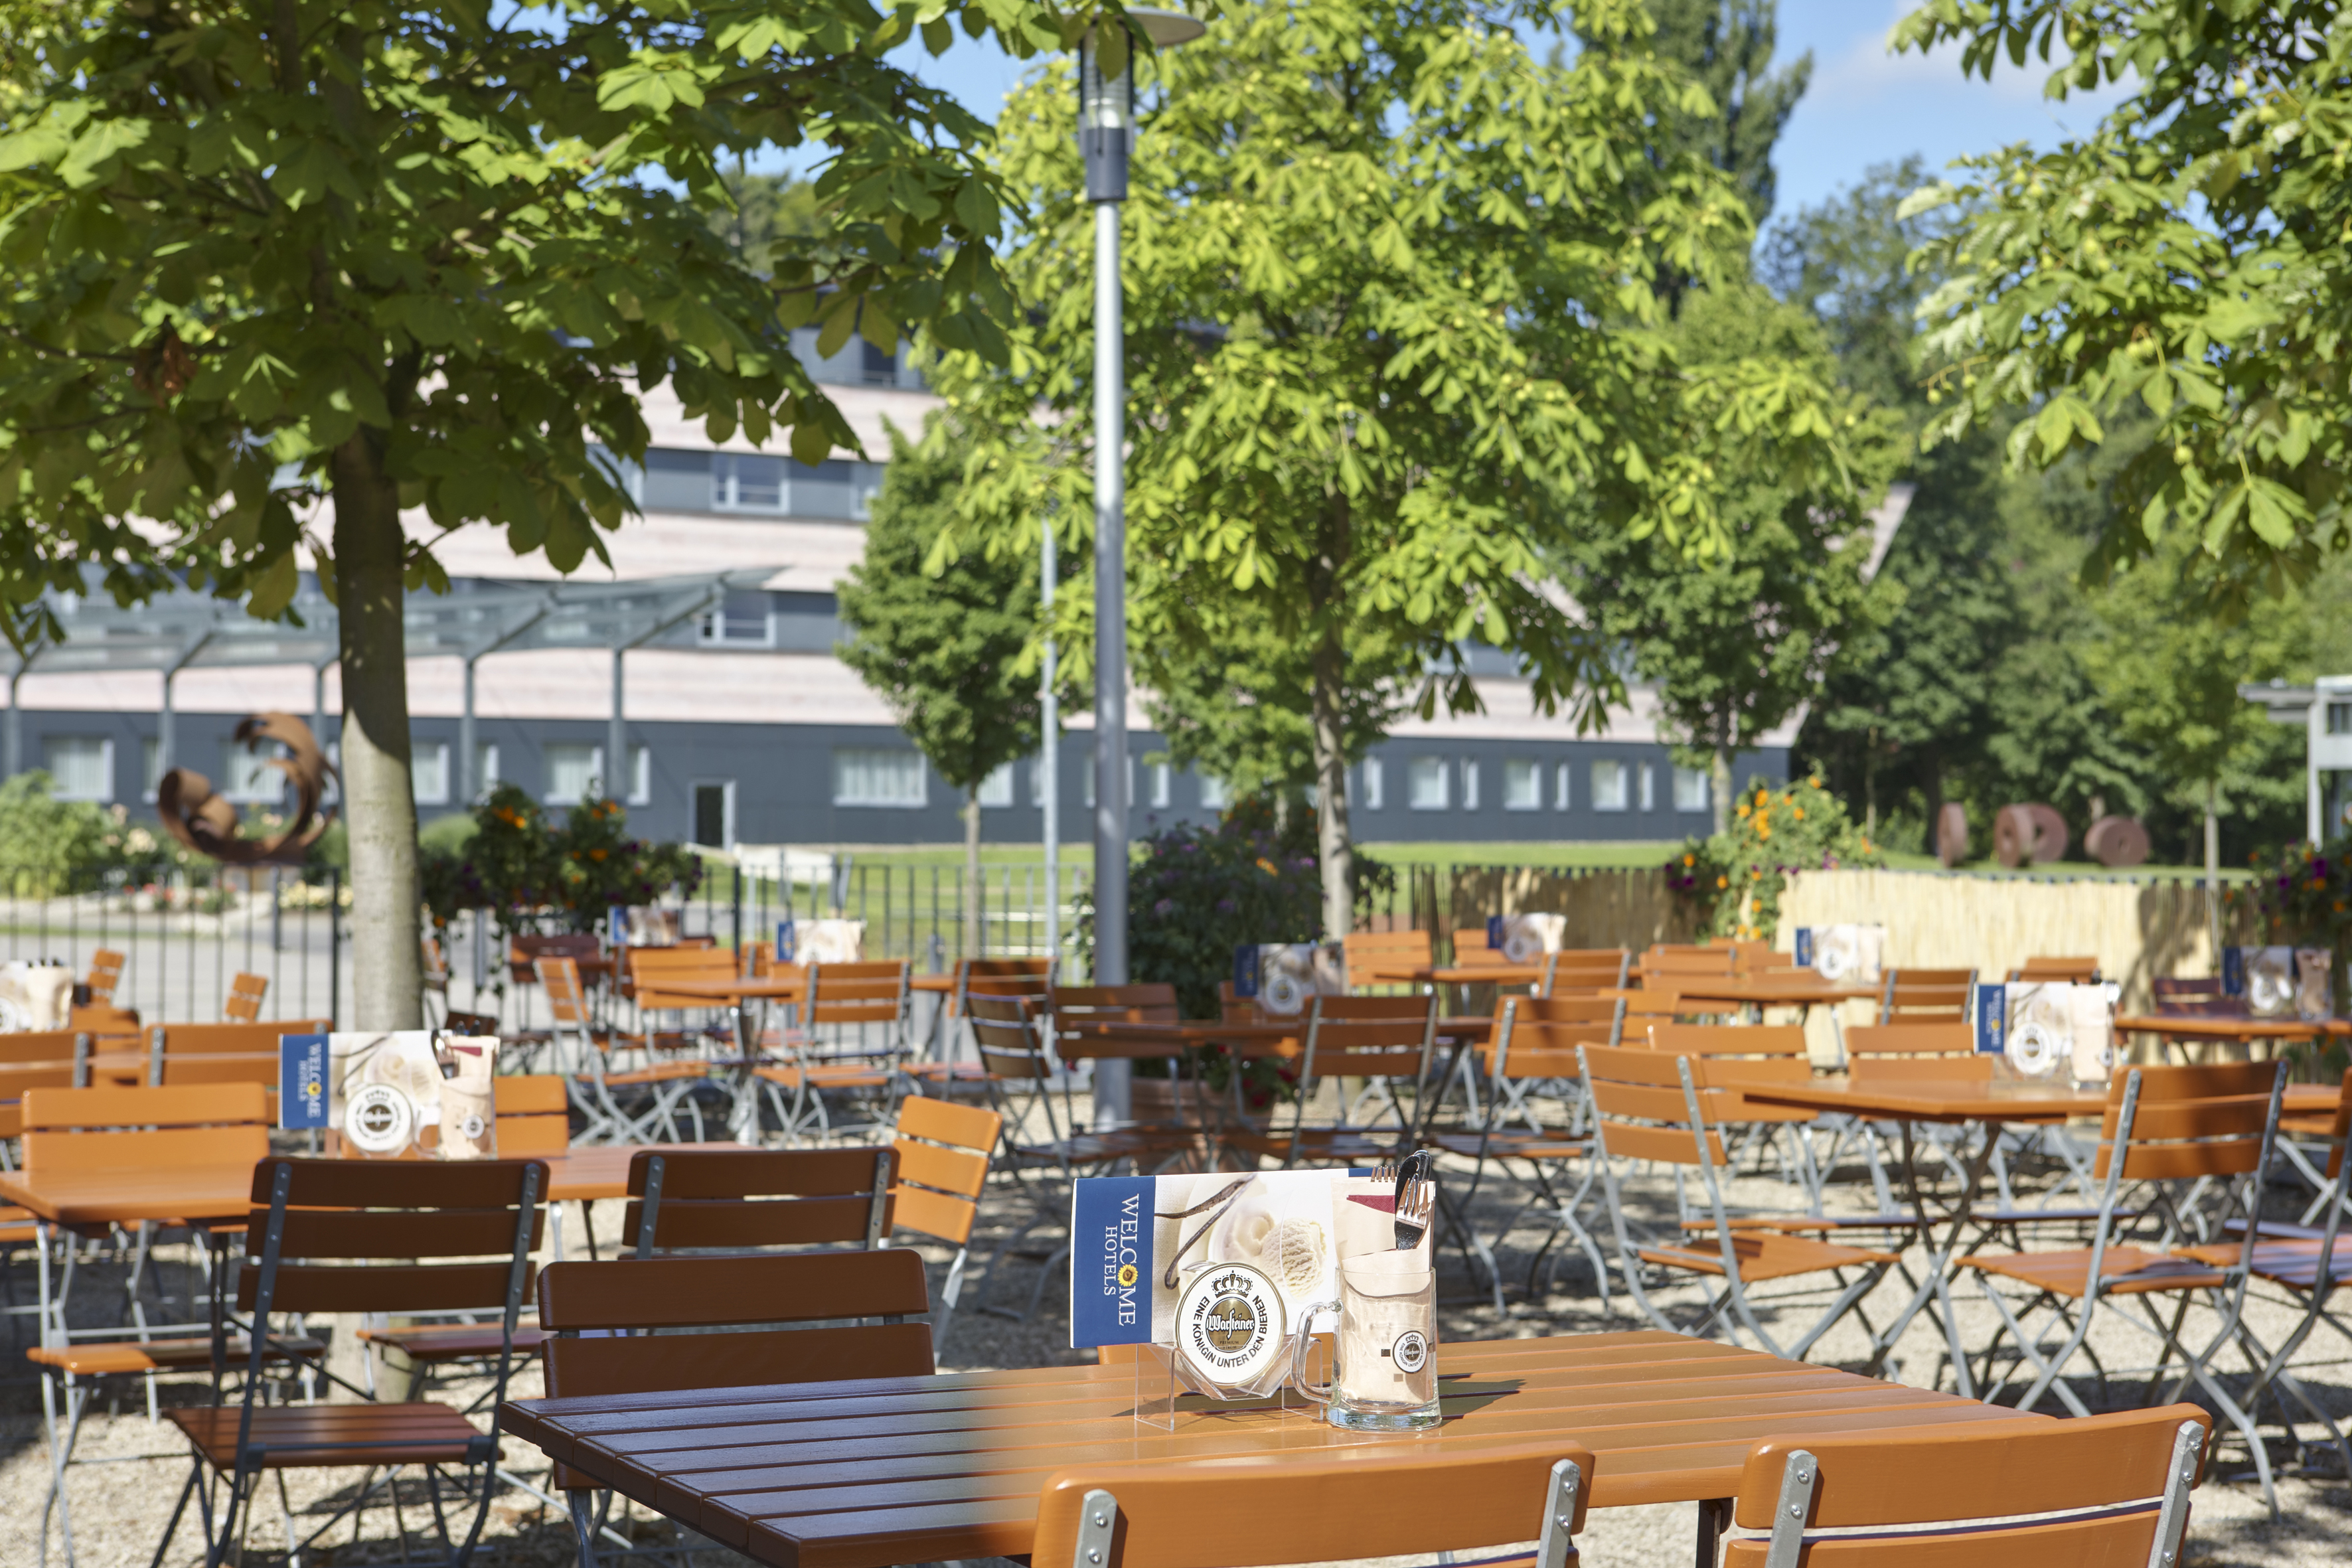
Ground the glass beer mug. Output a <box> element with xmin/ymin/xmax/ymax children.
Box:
<box><xmin>1288</xmin><ymin>1246</ymin><xmax>1441</xmax><ymax>1431</ymax></box>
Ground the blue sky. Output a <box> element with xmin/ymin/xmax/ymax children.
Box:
<box><xmin>870</xmin><ymin>1</ymin><xmax>2130</xmax><ymax>232</ymax></box>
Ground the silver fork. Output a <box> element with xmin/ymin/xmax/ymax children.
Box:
<box><xmin>1394</xmin><ymin>1176</ymin><xmax>1435</xmax><ymax>1250</ymax></box>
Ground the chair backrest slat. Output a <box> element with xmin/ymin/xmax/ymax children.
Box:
<box><xmin>1341</xmin><ymin>929</ymin><xmax>1432</xmax><ymax>991</ymax></box>
<box><xmin>1050</xmin><ymin>984</ymin><xmax>1180</xmax><ymax>1025</ymax></box>
<box><xmin>23</xmin><ymin>1083</ymin><xmax>270</xmax><ymax>1174</ymax></box>
<box><xmin>235</xmin><ymin>1156</ymin><xmax>545</xmax><ymax>1316</ymax></box>
<box><xmin>1301</xmin><ymin>994</ymin><xmax>1436</xmax><ymax>1087</ymax></box>
<box><xmin>1034</xmin><ymin>1438</ymin><xmax>1595</xmax><ymax>1568</ymax></box>
<box><xmin>223</xmin><ymin>972</ymin><xmax>269</xmax><ymax>1024</ymax></box>
<box><xmin>2095</xmin><ymin>1063</ymin><xmax>2285</xmax><ymax>1183</ymax></box>
<box><xmin>1646</xmin><ymin>1023</ymin><xmax>1808</xmax><ymax>1058</ymax></box>
<box><xmin>1725</xmin><ymin>1405</ymin><xmax>2209</xmax><ymax>1567</ymax></box>
<box><xmin>2009</xmin><ymin>955</ymin><xmax>2100</xmax><ymax>982</ymax></box>
<box><xmin>623</xmin><ymin>1146</ymin><xmax>896</xmax><ymax>1253</ymax></box>
<box><xmin>1845</xmin><ymin>1022</ymin><xmax>1974</xmax><ymax>1058</ymax></box>
<box><xmin>86</xmin><ymin>948</ymin><xmax>125</xmax><ymax>1002</ymax></box>
<box><xmin>495</xmin><ymin>1073</ymin><xmax>573</xmax><ymax>1155</ymax></box>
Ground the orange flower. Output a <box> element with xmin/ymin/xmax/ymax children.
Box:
<box><xmin>1715</xmin><ymin>876</ymin><xmax>1729</xmax><ymax>890</ymax></box>
<box><xmin>1682</xmin><ymin>854</ymin><xmax>1695</xmax><ymax>868</ymax></box>
<box><xmin>1737</xmin><ymin>803</ymin><xmax>1751</xmax><ymax>819</ymax></box>
<box><xmin>1792</xmin><ymin>806</ymin><xmax>1805</xmax><ymax>821</ymax></box>
<box><xmin>1256</xmin><ymin>858</ymin><xmax>1277</xmax><ymax>875</ymax></box>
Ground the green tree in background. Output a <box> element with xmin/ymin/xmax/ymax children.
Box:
<box><xmin>939</xmin><ymin>0</ymin><xmax>1869</xmax><ymax>943</ymax></box>
<box><xmin>1565</xmin><ymin>283</ymin><xmax>1898</xmax><ymax>833</ymax></box>
<box><xmin>708</xmin><ymin>169</ymin><xmax>823</xmax><ymax>275</ymax></box>
<box><xmin>0</xmin><ymin>0</ymin><xmax>1050</xmax><ymax>1026</ymax></box>
<box><xmin>838</xmin><ymin>416</ymin><xmax>1042</xmax><ymax>956</ymax></box>
<box><xmin>1577</xmin><ymin>0</ymin><xmax>1811</xmax><ymax>305</ymax></box>
<box><xmin>1896</xmin><ymin>0</ymin><xmax>2352</xmax><ymax>599</ymax></box>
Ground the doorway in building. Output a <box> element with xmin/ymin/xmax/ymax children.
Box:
<box><xmin>692</xmin><ymin>781</ymin><xmax>735</xmax><ymax>849</ymax></box>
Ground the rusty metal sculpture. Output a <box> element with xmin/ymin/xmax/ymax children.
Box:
<box><xmin>157</xmin><ymin>712</ymin><xmax>337</xmax><ymax>866</ymax></box>
<box><xmin>1935</xmin><ymin>803</ymin><xmax>1969</xmax><ymax>868</ymax></box>
<box><xmin>2084</xmin><ymin>814</ymin><xmax>2151</xmax><ymax>868</ymax></box>
<box><xmin>1993</xmin><ymin>803</ymin><xmax>2070</xmax><ymax>868</ymax></box>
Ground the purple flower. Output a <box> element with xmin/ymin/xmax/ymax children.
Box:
<box><xmin>1215</xmin><ymin>898</ymin><xmax>1237</xmax><ymax>913</ymax></box>
<box><xmin>1154</xmin><ymin>899</ymin><xmax>1174</xmax><ymax>917</ymax></box>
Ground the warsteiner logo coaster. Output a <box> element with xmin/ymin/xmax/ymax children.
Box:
<box><xmin>1391</xmin><ymin>1330</ymin><xmax>1429</xmax><ymax>1374</ymax></box>
<box><xmin>1176</xmin><ymin>1261</ymin><xmax>1285</xmax><ymax>1391</ymax></box>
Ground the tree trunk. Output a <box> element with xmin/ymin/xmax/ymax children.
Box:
<box><xmin>333</xmin><ymin>436</ymin><xmax>422</xmax><ymax>1031</ymax></box>
<box><xmin>1710</xmin><ymin>744</ymin><xmax>1733</xmax><ymax>836</ymax></box>
<box><xmin>1921</xmin><ymin>751</ymin><xmax>1945</xmax><ymax>860</ymax></box>
<box><xmin>1863</xmin><ymin>726</ymin><xmax>1878</xmax><ymax>842</ymax></box>
<box><xmin>964</xmin><ymin>786</ymin><xmax>982</xmax><ymax>960</ymax></box>
<box><xmin>1310</xmin><ymin>632</ymin><xmax>1352</xmax><ymax>943</ymax></box>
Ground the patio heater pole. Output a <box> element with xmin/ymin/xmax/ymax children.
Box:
<box><xmin>1079</xmin><ymin>9</ymin><xmax>1202</xmax><ymax>1129</ymax></box>
<box><xmin>1041</xmin><ymin>509</ymin><xmax>1058</xmax><ymax>967</ymax></box>
<box><xmin>1081</xmin><ymin>25</ymin><xmax>1133</xmax><ymax>1129</ymax></box>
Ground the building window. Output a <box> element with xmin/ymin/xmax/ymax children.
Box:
<box><xmin>410</xmin><ymin>742</ymin><xmax>450</xmax><ymax>807</ymax></box>
<box><xmin>834</xmin><ymin>748</ymin><xmax>927</xmax><ymax>808</ymax></box>
<box><xmin>1555</xmin><ymin>762</ymin><xmax>1571</xmax><ymax>811</ymax></box>
<box><xmin>1673</xmin><ymin>765</ymin><xmax>1709</xmax><ymax>813</ymax></box>
<box><xmin>627</xmin><ymin>745</ymin><xmax>651</xmax><ymax>807</ymax></box>
<box><xmin>1591</xmin><ymin>759</ymin><xmax>1628</xmax><ymax>812</ymax></box>
<box><xmin>1199</xmin><ymin>773</ymin><xmax>1230</xmax><ymax>811</ymax></box>
<box><xmin>1362</xmin><ymin>757</ymin><xmax>1383</xmax><ymax>811</ymax></box>
<box><xmin>1461</xmin><ymin>759</ymin><xmax>1480</xmax><ymax>811</ymax></box>
<box><xmin>222</xmin><ymin>741</ymin><xmax>288</xmax><ymax>803</ymax></box>
<box><xmin>977</xmin><ymin>761</ymin><xmax>1016</xmax><ymax>808</ymax></box>
<box><xmin>1502</xmin><ymin>758</ymin><xmax>1540</xmax><ymax>811</ymax></box>
<box><xmin>2331</xmin><ymin>701</ymin><xmax>2352</xmax><ymax>736</ymax></box>
<box><xmin>45</xmin><ymin>737</ymin><xmax>112</xmax><ymax>803</ymax></box>
<box><xmin>1638</xmin><ymin>763</ymin><xmax>1656</xmax><ymax>812</ymax></box>
<box><xmin>475</xmin><ymin>744</ymin><xmax>500</xmax><ymax>803</ymax></box>
<box><xmin>1148</xmin><ymin>760</ymin><xmax>1171</xmax><ymax>809</ymax></box>
<box><xmin>1408</xmin><ymin>756</ymin><xmax>1449</xmax><ymax>811</ymax></box>
<box><xmin>712</xmin><ymin>452</ymin><xmax>787</xmax><ymax>513</ymax></box>
<box><xmin>141</xmin><ymin>737</ymin><xmax>163</xmax><ymax>801</ymax></box>
<box><xmin>697</xmin><ymin>589</ymin><xmax>773</xmax><ymax>646</ymax></box>
<box><xmin>546</xmin><ymin>743</ymin><xmax>603</xmax><ymax>803</ymax></box>
<box><xmin>692</xmin><ymin>781</ymin><xmax>734</xmax><ymax>848</ymax></box>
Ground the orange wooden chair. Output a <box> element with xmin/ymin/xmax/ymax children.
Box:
<box><xmin>887</xmin><ymin>1093</ymin><xmax>1001</xmax><ymax>1354</ymax></box>
<box><xmin>540</xmin><ymin>1249</ymin><xmax>934</xmax><ymax>1565</ymax></box>
<box><xmin>915</xmin><ymin>956</ymin><xmax>1056</xmax><ymax>1091</ymax></box>
<box><xmin>1725</xmin><ymin>1405</ymin><xmax>2209</xmax><ymax>1567</ymax></box>
<box><xmin>1426</xmin><ymin>995</ymin><xmax>1610</xmax><ymax>1311</ymax></box>
<box><xmin>2008</xmin><ymin>955</ymin><xmax>2100</xmax><ymax>982</ymax></box>
<box><xmin>621</xmin><ymin>1143</ymin><xmax>897</xmax><ymax>1257</ymax></box>
<box><xmin>1224</xmin><ymin>993</ymin><xmax>1437</xmax><ymax>1169</ymax></box>
<box><xmin>154</xmin><ymin>1157</ymin><xmax>546</xmax><ymax>1568</ymax></box>
<box><xmin>350</xmin><ymin>1077</ymin><xmax>568</xmax><ymax>1395</ymax></box>
<box><xmin>1543</xmin><ymin>947</ymin><xmax>1632</xmax><ymax>996</ymax></box>
<box><xmin>220</xmin><ymin>972</ymin><xmax>268</xmax><ymax>1025</ymax></box>
<box><xmin>421</xmin><ymin>933</ymin><xmax>451</xmax><ymax>1026</ymax></box>
<box><xmin>146</xmin><ymin>1018</ymin><xmax>330</xmax><ymax>1092</ymax></box>
<box><xmin>1580</xmin><ymin>1043</ymin><xmax>1897</xmax><ymax>1361</ymax></box>
<box><xmin>82</xmin><ymin>949</ymin><xmax>125</xmax><ymax>1006</ymax></box>
<box><xmin>1034</xmin><ymin>1437</ymin><xmax>1593</xmax><ymax>1568</ymax></box>
<box><xmin>23</xmin><ymin>1084</ymin><xmax>307</xmax><ymax>1562</ymax></box>
<box><xmin>1646</xmin><ymin>1022</ymin><xmax>1827</xmax><ymax>1206</ymax></box>
<box><xmin>1878</xmin><ymin>967</ymin><xmax>1976</xmax><ymax>1024</ymax></box>
<box><xmin>542</xmin><ymin>955</ymin><xmax>709</xmax><ymax>1143</ymax></box>
<box><xmin>1341</xmin><ymin>927</ymin><xmax>1431</xmax><ymax>992</ymax></box>
<box><xmin>756</xmin><ymin>958</ymin><xmax>913</xmax><ymax>1142</ymax></box>
<box><xmin>0</xmin><ymin>1028</ymin><xmax>90</xmax><ymax>1143</ymax></box>
<box><xmin>1960</xmin><ymin>1061</ymin><xmax>2288</xmax><ymax>1508</ymax></box>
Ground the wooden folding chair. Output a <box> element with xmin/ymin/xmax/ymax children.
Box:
<box><xmin>1878</xmin><ymin>967</ymin><xmax>1975</xmax><ymax>1024</ymax></box>
<box><xmin>352</xmin><ymin>1078</ymin><xmax>569</xmax><ymax>1393</ymax></box>
<box><xmin>539</xmin><ymin>1249</ymin><xmax>935</xmax><ymax>1566</ymax></box>
<box><xmin>22</xmin><ymin>1084</ymin><xmax>308</xmax><ymax>1567</ymax></box>
<box><xmin>1224</xmin><ymin>993</ymin><xmax>1437</xmax><ymax>1169</ymax></box>
<box><xmin>541</xmin><ymin>955</ymin><xmax>707</xmax><ymax>1144</ymax></box>
<box><xmin>421</xmin><ymin>934</ymin><xmax>451</xmax><ymax>1028</ymax></box>
<box><xmin>0</xmin><ymin>1030</ymin><xmax>90</xmax><ymax>1148</ymax></box>
<box><xmin>757</xmin><ymin>958</ymin><xmax>913</xmax><ymax>1142</ymax></box>
<box><xmin>154</xmin><ymin>1157</ymin><xmax>546</xmax><ymax>1568</ymax></box>
<box><xmin>974</xmin><ymin>992</ymin><xmax>1191</xmax><ymax>1320</ymax></box>
<box><xmin>2172</xmin><ymin>1065</ymin><xmax>2352</xmax><ymax>1483</ymax></box>
<box><xmin>887</xmin><ymin>1094</ymin><xmax>1001</xmax><ymax>1354</ymax></box>
<box><xmin>622</xmin><ymin>1144</ymin><xmax>895</xmax><ymax>1257</ymax></box>
<box><xmin>1725</xmin><ymin>1405</ymin><xmax>2209</xmax><ymax>1567</ymax></box>
<box><xmin>83</xmin><ymin>949</ymin><xmax>125</xmax><ymax>1007</ymax></box>
<box><xmin>1642</xmin><ymin>947</ymin><xmax>1737</xmax><ymax>980</ymax></box>
<box><xmin>1646</xmin><ymin>1022</ymin><xmax>1826</xmax><ymax>1207</ymax></box>
<box><xmin>147</xmin><ymin>1019</ymin><xmax>331</xmax><ymax>1093</ymax></box>
<box><xmin>222</xmin><ymin>972</ymin><xmax>268</xmax><ymax>1025</ymax></box>
<box><xmin>1960</xmin><ymin>1061</ymin><xmax>2288</xmax><ymax>1509</ymax></box>
<box><xmin>1543</xmin><ymin>948</ymin><xmax>1632</xmax><ymax>996</ymax></box>
<box><xmin>916</xmin><ymin>957</ymin><xmax>1056</xmax><ymax>1091</ymax></box>
<box><xmin>2009</xmin><ymin>955</ymin><xmax>2100</xmax><ymax>982</ymax></box>
<box><xmin>1580</xmin><ymin>1044</ymin><xmax>1897</xmax><ymax>1360</ymax></box>
<box><xmin>1342</xmin><ymin>927</ymin><xmax>1432</xmax><ymax>992</ymax></box>
<box><xmin>1424</xmin><ymin>996</ymin><xmax>1610</xmax><ymax>1311</ymax></box>
<box><xmin>1035</xmin><ymin>1437</ymin><xmax>1594</xmax><ymax>1568</ymax></box>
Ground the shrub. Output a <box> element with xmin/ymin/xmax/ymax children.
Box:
<box><xmin>421</xmin><ymin>785</ymin><xmax>702</xmax><ymax>937</ymax></box>
<box><xmin>2228</xmin><ymin>839</ymin><xmax>2352</xmax><ymax>952</ymax></box>
<box><xmin>0</xmin><ymin>772</ymin><xmax>160</xmax><ymax>892</ymax></box>
<box><xmin>1664</xmin><ymin>773</ymin><xmax>1884</xmax><ymax>941</ymax></box>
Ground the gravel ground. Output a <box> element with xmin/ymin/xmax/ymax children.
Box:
<box><xmin>4</xmin><ymin>1083</ymin><xmax>2347</xmax><ymax>1568</ymax></box>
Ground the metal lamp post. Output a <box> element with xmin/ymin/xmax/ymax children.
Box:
<box><xmin>1077</xmin><ymin>7</ymin><xmax>1202</xmax><ymax>1128</ymax></box>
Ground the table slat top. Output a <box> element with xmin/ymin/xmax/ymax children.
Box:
<box><xmin>2114</xmin><ymin>1012</ymin><xmax>2352</xmax><ymax>1040</ymax></box>
<box><xmin>500</xmin><ymin>1331</ymin><xmax>2022</xmax><ymax>1568</ymax></box>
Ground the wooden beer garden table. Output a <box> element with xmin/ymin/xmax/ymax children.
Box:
<box><xmin>2115</xmin><ymin>1010</ymin><xmax>2352</xmax><ymax>1063</ymax></box>
<box><xmin>499</xmin><ymin>1330</ymin><xmax>2035</xmax><ymax>1568</ymax></box>
<box><xmin>1654</xmin><ymin>975</ymin><xmax>1882</xmax><ymax>1014</ymax></box>
<box><xmin>1370</xmin><ymin>962</ymin><xmax>1551</xmax><ymax>988</ymax></box>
